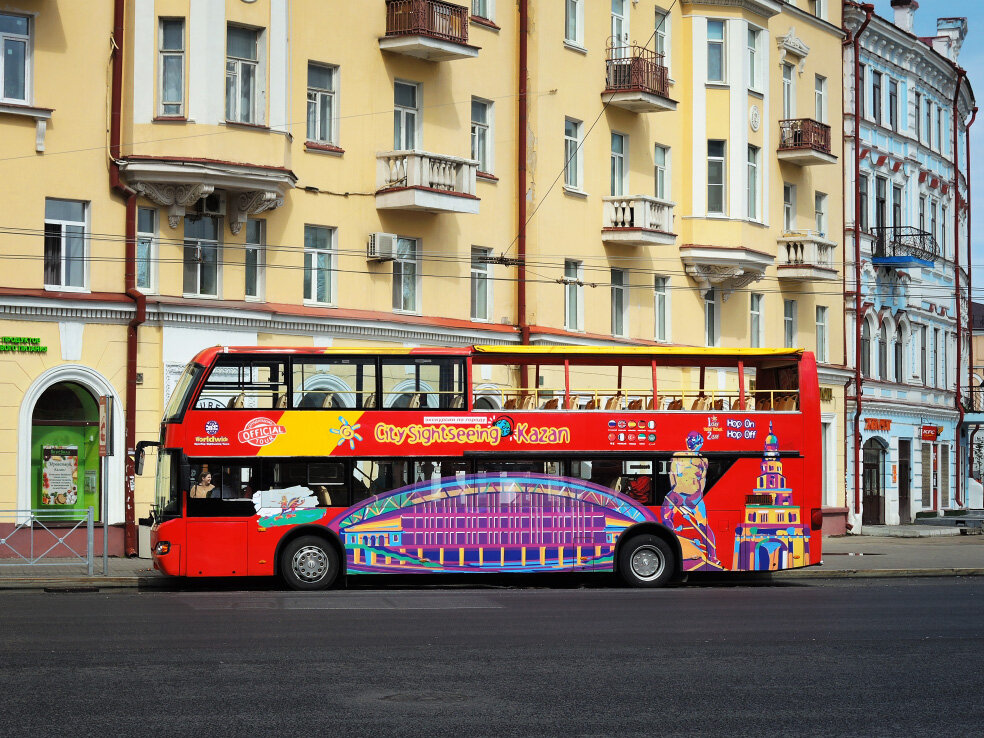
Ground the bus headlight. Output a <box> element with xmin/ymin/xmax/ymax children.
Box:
<box><xmin>154</xmin><ymin>541</ymin><xmax>171</xmax><ymax>555</ymax></box>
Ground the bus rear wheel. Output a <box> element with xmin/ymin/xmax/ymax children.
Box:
<box><xmin>618</xmin><ymin>535</ymin><xmax>674</xmax><ymax>588</ymax></box>
<box><xmin>280</xmin><ymin>535</ymin><xmax>339</xmax><ymax>591</ymax></box>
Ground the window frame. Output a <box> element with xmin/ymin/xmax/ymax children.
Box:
<box><xmin>394</xmin><ymin>80</ymin><xmax>420</xmax><ymax>151</ymax></box>
<box><xmin>610</xmin><ymin>132</ymin><xmax>627</xmax><ymax>197</ymax></box>
<box><xmin>393</xmin><ymin>236</ymin><xmax>422</xmax><ymax>314</ymax></box>
<box><xmin>815</xmin><ymin>305</ymin><xmax>828</xmax><ymax>363</ymax></box>
<box><xmin>303</xmin><ymin>224</ymin><xmax>336</xmax><ymax>306</ymax></box>
<box><xmin>654</xmin><ymin>275</ymin><xmax>669</xmax><ymax>343</ymax></box>
<box><xmin>871</xmin><ymin>70</ymin><xmax>882</xmax><ymax>125</ymax></box>
<box><xmin>245</xmin><ymin>218</ymin><xmax>265</xmax><ymax>302</ymax></box>
<box><xmin>471</xmin><ymin>97</ymin><xmax>493</xmax><ymax>174</ymax></box>
<box><xmin>43</xmin><ymin>198</ymin><xmax>89</xmax><ymax>292</ymax></box>
<box><xmin>470</xmin><ymin>247</ymin><xmax>492</xmax><ymax>322</ymax></box>
<box><xmin>654</xmin><ymin>144</ymin><xmax>669</xmax><ymax>200</ymax></box>
<box><xmin>471</xmin><ymin>0</ymin><xmax>494</xmax><ymax>22</ymax></box>
<box><xmin>306</xmin><ymin>62</ymin><xmax>338</xmax><ymax>145</ymax></box>
<box><xmin>888</xmin><ymin>78</ymin><xmax>898</xmax><ymax>130</ymax></box>
<box><xmin>859</xmin><ymin>175</ymin><xmax>869</xmax><ymax>232</ymax></box>
<box><xmin>746</xmin><ymin>145</ymin><xmax>760</xmax><ymax>221</ymax></box>
<box><xmin>747</xmin><ymin>27</ymin><xmax>761</xmax><ymax>92</ymax></box>
<box><xmin>815</xmin><ymin>75</ymin><xmax>827</xmax><ymax>124</ymax></box>
<box><xmin>564</xmin><ymin>259</ymin><xmax>584</xmax><ymax>332</ymax></box>
<box><xmin>654</xmin><ymin>8</ymin><xmax>670</xmax><ymax>77</ymax></box>
<box><xmin>815</xmin><ymin>192</ymin><xmax>828</xmax><ymax>235</ymax></box>
<box><xmin>914</xmin><ymin>92</ymin><xmax>922</xmax><ymax>142</ymax></box>
<box><xmin>225</xmin><ymin>25</ymin><xmax>261</xmax><ymax>125</ymax></box>
<box><xmin>707</xmin><ymin>140</ymin><xmax>726</xmax><ymax>215</ymax></box>
<box><xmin>158</xmin><ymin>18</ymin><xmax>185</xmax><ymax>117</ymax></box>
<box><xmin>182</xmin><ymin>215</ymin><xmax>221</xmax><ymax>298</ymax></box>
<box><xmin>783</xmin><ymin>183</ymin><xmax>796</xmax><ymax>232</ymax></box>
<box><xmin>611</xmin><ymin>268</ymin><xmax>628</xmax><ymax>338</ymax></box>
<box><xmin>781</xmin><ymin>62</ymin><xmax>795</xmax><ymax>119</ymax></box>
<box><xmin>0</xmin><ymin>12</ymin><xmax>31</xmax><ymax>104</ymax></box>
<box><xmin>564</xmin><ymin>117</ymin><xmax>584</xmax><ymax>191</ymax></box>
<box><xmin>707</xmin><ymin>20</ymin><xmax>726</xmax><ymax>84</ymax></box>
<box><xmin>704</xmin><ymin>288</ymin><xmax>720</xmax><ymax>347</ymax></box>
<box><xmin>783</xmin><ymin>299</ymin><xmax>797</xmax><ymax>349</ymax></box>
<box><xmin>750</xmin><ymin>293</ymin><xmax>763</xmax><ymax>348</ymax></box>
<box><xmin>136</xmin><ymin>206</ymin><xmax>158</xmax><ymax>294</ymax></box>
<box><xmin>564</xmin><ymin>0</ymin><xmax>584</xmax><ymax>48</ymax></box>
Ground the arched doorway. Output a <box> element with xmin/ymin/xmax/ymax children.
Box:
<box><xmin>862</xmin><ymin>438</ymin><xmax>887</xmax><ymax>526</ymax></box>
<box><xmin>30</xmin><ymin>382</ymin><xmax>102</xmax><ymax>519</ymax></box>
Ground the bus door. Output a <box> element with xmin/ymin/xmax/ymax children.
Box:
<box><xmin>185</xmin><ymin>462</ymin><xmax>255</xmax><ymax>577</ymax></box>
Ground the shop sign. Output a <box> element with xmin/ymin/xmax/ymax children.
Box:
<box><xmin>819</xmin><ymin>387</ymin><xmax>833</xmax><ymax>403</ymax></box>
<box><xmin>98</xmin><ymin>396</ymin><xmax>114</xmax><ymax>457</ymax></box>
<box><xmin>41</xmin><ymin>446</ymin><xmax>79</xmax><ymax>506</ymax></box>
<box><xmin>921</xmin><ymin>425</ymin><xmax>942</xmax><ymax>441</ymax></box>
<box><xmin>0</xmin><ymin>336</ymin><xmax>47</xmax><ymax>354</ymax></box>
<box><xmin>864</xmin><ymin>418</ymin><xmax>892</xmax><ymax>432</ymax></box>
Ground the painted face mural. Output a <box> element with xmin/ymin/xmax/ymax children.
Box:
<box><xmin>660</xmin><ymin>432</ymin><xmax>724</xmax><ymax>572</ymax></box>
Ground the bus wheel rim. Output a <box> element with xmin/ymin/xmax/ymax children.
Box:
<box><xmin>630</xmin><ymin>545</ymin><xmax>664</xmax><ymax>581</ymax></box>
<box><xmin>293</xmin><ymin>545</ymin><xmax>329</xmax><ymax>582</ymax></box>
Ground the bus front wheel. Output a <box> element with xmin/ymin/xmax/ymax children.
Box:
<box><xmin>280</xmin><ymin>535</ymin><xmax>340</xmax><ymax>591</ymax></box>
<box><xmin>618</xmin><ymin>535</ymin><xmax>674</xmax><ymax>588</ymax></box>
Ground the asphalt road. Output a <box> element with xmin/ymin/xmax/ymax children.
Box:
<box><xmin>2</xmin><ymin>578</ymin><xmax>983</xmax><ymax>737</ymax></box>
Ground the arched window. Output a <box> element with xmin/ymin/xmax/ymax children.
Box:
<box><xmin>894</xmin><ymin>324</ymin><xmax>904</xmax><ymax>383</ymax></box>
<box><xmin>878</xmin><ymin>323</ymin><xmax>888</xmax><ymax>380</ymax></box>
<box><xmin>861</xmin><ymin>320</ymin><xmax>871</xmax><ymax>378</ymax></box>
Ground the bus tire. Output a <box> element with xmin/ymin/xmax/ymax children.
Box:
<box><xmin>280</xmin><ymin>535</ymin><xmax>339</xmax><ymax>591</ymax></box>
<box><xmin>618</xmin><ymin>534</ymin><xmax>674</xmax><ymax>588</ymax></box>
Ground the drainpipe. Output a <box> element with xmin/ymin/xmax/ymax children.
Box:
<box><xmin>846</xmin><ymin>4</ymin><xmax>875</xmax><ymax>523</ymax></box>
<box><xmin>952</xmin><ymin>68</ymin><xmax>966</xmax><ymax>508</ymax></box>
<box><xmin>964</xmin><ymin>106</ymin><xmax>978</xmax><ymax>491</ymax></box>
<box><xmin>111</xmin><ymin>0</ymin><xmax>141</xmax><ymax>556</ymax></box>
<box><xmin>517</xmin><ymin>0</ymin><xmax>529</xmax><ymax>356</ymax></box>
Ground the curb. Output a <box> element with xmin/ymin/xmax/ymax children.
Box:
<box><xmin>0</xmin><ymin>576</ymin><xmax>169</xmax><ymax>591</ymax></box>
<box><xmin>772</xmin><ymin>567</ymin><xmax>984</xmax><ymax>579</ymax></box>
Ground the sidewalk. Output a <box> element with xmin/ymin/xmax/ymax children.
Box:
<box><xmin>0</xmin><ymin>533</ymin><xmax>982</xmax><ymax>589</ymax></box>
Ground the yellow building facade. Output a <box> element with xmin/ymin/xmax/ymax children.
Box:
<box><xmin>0</xmin><ymin>0</ymin><xmax>848</xmax><ymax>553</ymax></box>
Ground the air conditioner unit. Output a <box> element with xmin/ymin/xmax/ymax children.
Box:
<box><xmin>367</xmin><ymin>232</ymin><xmax>397</xmax><ymax>261</ymax></box>
<box><xmin>196</xmin><ymin>192</ymin><xmax>226</xmax><ymax>218</ymax></box>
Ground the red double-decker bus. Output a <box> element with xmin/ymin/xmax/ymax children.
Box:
<box><xmin>140</xmin><ymin>345</ymin><xmax>822</xmax><ymax>589</ymax></box>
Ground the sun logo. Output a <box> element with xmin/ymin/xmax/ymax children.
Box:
<box><xmin>329</xmin><ymin>416</ymin><xmax>362</xmax><ymax>450</ymax></box>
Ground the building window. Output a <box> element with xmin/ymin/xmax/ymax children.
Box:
<box><xmin>747</xmin><ymin>145</ymin><xmax>759</xmax><ymax>220</ymax></box>
<box><xmin>878</xmin><ymin>323</ymin><xmax>888</xmax><ymax>380</ymax></box>
<box><xmin>655</xmin><ymin>9</ymin><xmax>669</xmax><ymax>69</ymax></box>
<box><xmin>0</xmin><ymin>13</ymin><xmax>29</xmax><ymax>103</ymax></box>
<box><xmin>610</xmin><ymin>133</ymin><xmax>626</xmax><ymax>197</ymax></box>
<box><xmin>750</xmin><ymin>293</ymin><xmax>763</xmax><ymax>348</ymax></box>
<box><xmin>303</xmin><ymin>225</ymin><xmax>334</xmax><ymax>305</ymax></box>
<box><xmin>859</xmin><ymin>175</ymin><xmax>869</xmax><ymax>231</ymax></box>
<box><xmin>245</xmin><ymin>219</ymin><xmax>264</xmax><ymax>300</ymax></box>
<box><xmin>861</xmin><ymin>320</ymin><xmax>871</xmax><ymax>377</ymax></box>
<box><xmin>393</xmin><ymin>237</ymin><xmax>420</xmax><ymax>313</ymax></box>
<box><xmin>565</xmin><ymin>0</ymin><xmax>583</xmax><ymax>47</ymax></box>
<box><xmin>933</xmin><ymin>327</ymin><xmax>941</xmax><ymax>387</ymax></box>
<box><xmin>892</xmin><ymin>185</ymin><xmax>903</xmax><ymax>230</ymax></box>
<box><xmin>920</xmin><ymin>324</ymin><xmax>927</xmax><ymax>383</ymax></box>
<box><xmin>226</xmin><ymin>25</ymin><xmax>259</xmax><ymax>124</ymax></box>
<box><xmin>611</xmin><ymin>269</ymin><xmax>627</xmax><ymax>337</ymax></box>
<box><xmin>914</xmin><ymin>92</ymin><xmax>922</xmax><ymax>141</ymax></box>
<box><xmin>784</xmin><ymin>300</ymin><xmax>796</xmax><ymax>348</ymax></box>
<box><xmin>747</xmin><ymin>28</ymin><xmax>760</xmax><ymax>90</ymax></box>
<box><xmin>858</xmin><ymin>64</ymin><xmax>865</xmax><ymax>119</ymax></box>
<box><xmin>183</xmin><ymin>216</ymin><xmax>220</xmax><ymax>297</ymax></box>
<box><xmin>394</xmin><ymin>81</ymin><xmax>419</xmax><ymax>150</ymax></box>
<box><xmin>894</xmin><ymin>324</ymin><xmax>904</xmax><ymax>383</ymax></box>
<box><xmin>159</xmin><ymin>19</ymin><xmax>184</xmax><ymax>116</ymax></box>
<box><xmin>816</xmin><ymin>306</ymin><xmax>828</xmax><ymax>363</ymax></box>
<box><xmin>931</xmin><ymin>198</ymin><xmax>938</xmax><ymax>245</ymax></box>
<box><xmin>707</xmin><ymin>20</ymin><xmax>725</xmax><ymax>83</ymax></box>
<box><xmin>919</xmin><ymin>195</ymin><xmax>927</xmax><ymax>232</ymax></box>
<box><xmin>707</xmin><ymin>140</ymin><xmax>726</xmax><ymax>215</ymax></box>
<box><xmin>815</xmin><ymin>75</ymin><xmax>827</xmax><ymax>123</ymax></box>
<box><xmin>307</xmin><ymin>63</ymin><xmax>337</xmax><ymax>144</ymax></box>
<box><xmin>564</xmin><ymin>260</ymin><xmax>583</xmax><ymax>331</ymax></box>
<box><xmin>815</xmin><ymin>192</ymin><xmax>827</xmax><ymax>235</ymax></box>
<box><xmin>782</xmin><ymin>63</ymin><xmax>794</xmax><ymax>118</ymax></box>
<box><xmin>936</xmin><ymin>108</ymin><xmax>943</xmax><ymax>153</ymax></box>
<box><xmin>871</xmin><ymin>70</ymin><xmax>881</xmax><ymax>125</ymax></box>
<box><xmin>809</xmin><ymin>0</ymin><xmax>825</xmax><ymax>19</ymax></box>
<box><xmin>941</xmin><ymin>205</ymin><xmax>947</xmax><ymax>257</ymax></box>
<box><xmin>136</xmin><ymin>207</ymin><xmax>157</xmax><ymax>292</ymax></box>
<box><xmin>44</xmin><ymin>199</ymin><xmax>87</xmax><ymax>290</ymax></box>
<box><xmin>654</xmin><ymin>276</ymin><xmax>668</xmax><ymax>342</ymax></box>
<box><xmin>471</xmin><ymin>98</ymin><xmax>492</xmax><ymax>173</ymax></box>
<box><xmin>874</xmin><ymin>176</ymin><xmax>887</xmax><ymax>231</ymax></box>
<box><xmin>654</xmin><ymin>144</ymin><xmax>669</xmax><ymax>200</ymax></box>
<box><xmin>925</xmin><ymin>100</ymin><xmax>933</xmax><ymax>149</ymax></box>
<box><xmin>564</xmin><ymin>117</ymin><xmax>583</xmax><ymax>190</ymax></box>
<box><xmin>888</xmin><ymin>79</ymin><xmax>898</xmax><ymax>130</ymax></box>
<box><xmin>472</xmin><ymin>0</ymin><xmax>492</xmax><ymax>20</ymax></box>
<box><xmin>470</xmin><ymin>247</ymin><xmax>491</xmax><ymax>321</ymax></box>
<box><xmin>783</xmin><ymin>184</ymin><xmax>795</xmax><ymax>232</ymax></box>
<box><xmin>704</xmin><ymin>289</ymin><xmax>719</xmax><ymax>347</ymax></box>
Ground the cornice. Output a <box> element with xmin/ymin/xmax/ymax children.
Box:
<box><xmin>681</xmin><ymin>0</ymin><xmax>782</xmax><ymax>18</ymax></box>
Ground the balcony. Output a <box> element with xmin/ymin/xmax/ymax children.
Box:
<box><xmin>776</xmin><ymin>118</ymin><xmax>836</xmax><ymax>166</ymax></box>
<box><xmin>777</xmin><ymin>231</ymin><xmax>838</xmax><ymax>281</ymax></box>
<box><xmin>379</xmin><ymin>0</ymin><xmax>478</xmax><ymax>62</ymax></box>
<box><xmin>679</xmin><ymin>245</ymin><xmax>773</xmax><ymax>300</ymax></box>
<box><xmin>376</xmin><ymin>150</ymin><xmax>479</xmax><ymax>213</ymax></box>
<box><xmin>870</xmin><ymin>226</ymin><xmax>938</xmax><ymax>268</ymax></box>
<box><xmin>602</xmin><ymin>195</ymin><xmax>676</xmax><ymax>246</ymax></box>
<box><xmin>603</xmin><ymin>46</ymin><xmax>677</xmax><ymax>113</ymax></box>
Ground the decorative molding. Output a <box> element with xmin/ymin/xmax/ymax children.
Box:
<box><xmin>776</xmin><ymin>28</ymin><xmax>809</xmax><ymax>73</ymax></box>
<box><xmin>230</xmin><ymin>190</ymin><xmax>283</xmax><ymax>235</ymax></box>
<box><xmin>134</xmin><ymin>182</ymin><xmax>215</xmax><ymax>228</ymax></box>
<box><xmin>749</xmin><ymin>105</ymin><xmax>760</xmax><ymax>132</ymax></box>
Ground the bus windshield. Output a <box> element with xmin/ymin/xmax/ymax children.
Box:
<box><xmin>164</xmin><ymin>363</ymin><xmax>204</xmax><ymax>422</ymax></box>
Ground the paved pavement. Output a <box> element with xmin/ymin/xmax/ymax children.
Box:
<box><xmin>0</xmin><ymin>529</ymin><xmax>981</xmax><ymax>589</ymax></box>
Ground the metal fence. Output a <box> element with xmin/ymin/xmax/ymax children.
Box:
<box><xmin>0</xmin><ymin>507</ymin><xmax>94</xmax><ymax>574</ymax></box>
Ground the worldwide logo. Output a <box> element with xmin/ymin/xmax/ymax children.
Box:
<box><xmin>493</xmin><ymin>416</ymin><xmax>514</xmax><ymax>438</ymax></box>
<box><xmin>205</xmin><ymin>420</ymin><xmax>219</xmax><ymax>435</ymax></box>
<box><xmin>238</xmin><ymin>417</ymin><xmax>287</xmax><ymax>447</ymax></box>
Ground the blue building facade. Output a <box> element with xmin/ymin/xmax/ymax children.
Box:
<box><xmin>843</xmin><ymin>2</ymin><xmax>975</xmax><ymax>529</ymax></box>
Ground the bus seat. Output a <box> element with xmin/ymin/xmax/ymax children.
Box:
<box><xmin>504</xmin><ymin>397</ymin><xmax>518</xmax><ymax>410</ymax></box>
<box><xmin>667</xmin><ymin>398</ymin><xmax>683</xmax><ymax>410</ymax></box>
<box><xmin>227</xmin><ymin>392</ymin><xmax>245</xmax><ymax>409</ymax></box>
<box><xmin>712</xmin><ymin>399</ymin><xmax>724</xmax><ymax>411</ymax></box>
<box><xmin>521</xmin><ymin>394</ymin><xmax>535</xmax><ymax>410</ymax></box>
<box><xmin>627</xmin><ymin>398</ymin><xmax>643</xmax><ymax>411</ymax></box>
<box><xmin>321</xmin><ymin>393</ymin><xmax>334</xmax><ymax>409</ymax></box>
<box><xmin>564</xmin><ymin>395</ymin><xmax>579</xmax><ymax>410</ymax></box>
<box><xmin>315</xmin><ymin>486</ymin><xmax>333</xmax><ymax>506</ymax></box>
<box><xmin>449</xmin><ymin>394</ymin><xmax>464</xmax><ymax>409</ymax></box>
<box><xmin>275</xmin><ymin>394</ymin><xmax>287</xmax><ymax>409</ymax></box>
<box><xmin>605</xmin><ymin>393</ymin><xmax>623</xmax><ymax>410</ymax></box>
<box><xmin>362</xmin><ymin>392</ymin><xmax>375</xmax><ymax>409</ymax></box>
<box><xmin>584</xmin><ymin>398</ymin><xmax>600</xmax><ymax>410</ymax></box>
<box><xmin>541</xmin><ymin>397</ymin><xmax>560</xmax><ymax>410</ymax></box>
<box><xmin>408</xmin><ymin>393</ymin><xmax>421</xmax><ymax>409</ymax></box>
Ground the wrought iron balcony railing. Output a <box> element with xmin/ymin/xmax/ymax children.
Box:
<box><xmin>778</xmin><ymin>118</ymin><xmax>832</xmax><ymax>155</ymax></box>
<box><xmin>384</xmin><ymin>0</ymin><xmax>469</xmax><ymax>44</ymax></box>
<box><xmin>604</xmin><ymin>46</ymin><xmax>670</xmax><ymax>99</ymax></box>
<box><xmin>869</xmin><ymin>226</ymin><xmax>939</xmax><ymax>263</ymax></box>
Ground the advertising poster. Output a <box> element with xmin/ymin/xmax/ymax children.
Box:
<box><xmin>41</xmin><ymin>446</ymin><xmax>79</xmax><ymax>506</ymax></box>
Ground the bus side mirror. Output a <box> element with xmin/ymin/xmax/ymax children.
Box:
<box><xmin>134</xmin><ymin>441</ymin><xmax>160</xmax><ymax>476</ymax></box>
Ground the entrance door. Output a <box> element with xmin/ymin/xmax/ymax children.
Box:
<box><xmin>898</xmin><ymin>439</ymin><xmax>911</xmax><ymax>523</ymax></box>
<box><xmin>862</xmin><ymin>439</ymin><xmax>886</xmax><ymax>525</ymax></box>
<box><xmin>611</xmin><ymin>0</ymin><xmax>629</xmax><ymax>55</ymax></box>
